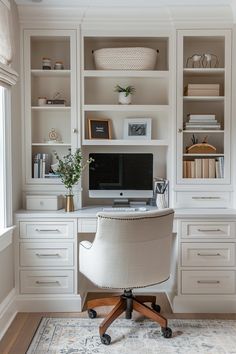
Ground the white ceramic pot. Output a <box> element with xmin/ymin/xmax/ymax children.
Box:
<box><xmin>118</xmin><ymin>92</ymin><xmax>132</xmax><ymax>105</ymax></box>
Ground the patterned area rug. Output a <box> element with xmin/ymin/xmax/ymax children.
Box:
<box><xmin>27</xmin><ymin>317</ymin><xmax>236</xmax><ymax>354</ymax></box>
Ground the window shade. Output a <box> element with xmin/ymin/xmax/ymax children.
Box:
<box><xmin>0</xmin><ymin>0</ymin><xmax>18</xmax><ymax>85</ymax></box>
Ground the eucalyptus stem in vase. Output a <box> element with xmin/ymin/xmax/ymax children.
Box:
<box><xmin>54</xmin><ymin>149</ymin><xmax>94</xmax><ymax>211</ymax></box>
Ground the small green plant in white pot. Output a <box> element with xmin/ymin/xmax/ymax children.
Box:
<box><xmin>114</xmin><ymin>85</ymin><xmax>135</xmax><ymax>105</ymax></box>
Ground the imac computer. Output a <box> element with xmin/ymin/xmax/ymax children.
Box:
<box><xmin>89</xmin><ymin>153</ymin><xmax>153</xmax><ymax>199</ymax></box>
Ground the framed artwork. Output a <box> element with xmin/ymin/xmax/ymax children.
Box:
<box><xmin>123</xmin><ymin>118</ymin><xmax>152</xmax><ymax>140</ymax></box>
<box><xmin>88</xmin><ymin>119</ymin><xmax>111</xmax><ymax>139</ymax></box>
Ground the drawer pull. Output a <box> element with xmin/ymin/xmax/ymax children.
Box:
<box><xmin>197</xmin><ymin>253</ymin><xmax>221</xmax><ymax>257</ymax></box>
<box><xmin>36</xmin><ymin>253</ymin><xmax>60</xmax><ymax>257</ymax></box>
<box><xmin>197</xmin><ymin>229</ymin><xmax>221</xmax><ymax>232</ymax></box>
<box><xmin>35</xmin><ymin>229</ymin><xmax>60</xmax><ymax>232</ymax></box>
<box><xmin>36</xmin><ymin>281</ymin><xmax>60</xmax><ymax>285</ymax></box>
<box><xmin>197</xmin><ymin>280</ymin><xmax>220</xmax><ymax>284</ymax></box>
<box><xmin>192</xmin><ymin>197</ymin><xmax>221</xmax><ymax>200</ymax></box>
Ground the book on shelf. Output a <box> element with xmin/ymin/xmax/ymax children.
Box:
<box><xmin>185</xmin><ymin>113</ymin><xmax>221</xmax><ymax>130</ymax></box>
<box><xmin>183</xmin><ymin>157</ymin><xmax>224</xmax><ymax>178</ymax></box>
<box><xmin>33</xmin><ymin>153</ymin><xmax>51</xmax><ymax>178</ymax></box>
<box><xmin>188</xmin><ymin>114</ymin><xmax>216</xmax><ymax>120</ymax></box>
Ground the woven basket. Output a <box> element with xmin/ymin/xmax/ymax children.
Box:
<box><xmin>93</xmin><ymin>47</ymin><xmax>158</xmax><ymax>70</ymax></box>
<box><xmin>186</xmin><ymin>143</ymin><xmax>216</xmax><ymax>154</ymax></box>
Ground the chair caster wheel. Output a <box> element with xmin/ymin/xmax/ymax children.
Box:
<box><xmin>88</xmin><ymin>309</ymin><xmax>97</xmax><ymax>319</ymax></box>
<box><xmin>161</xmin><ymin>326</ymin><xmax>172</xmax><ymax>338</ymax></box>
<box><xmin>151</xmin><ymin>304</ymin><xmax>161</xmax><ymax>313</ymax></box>
<box><xmin>100</xmin><ymin>333</ymin><xmax>111</xmax><ymax>345</ymax></box>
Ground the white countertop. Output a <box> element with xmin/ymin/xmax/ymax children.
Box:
<box><xmin>14</xmin><ymin>206</ymin><xmax>236</xmax><ymax>219</ymax></box>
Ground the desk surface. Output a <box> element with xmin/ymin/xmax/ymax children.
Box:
<box><xmin>15</xmin><ymin>206</ymin><xmax>236</xmax><ymax>219</ymax></box>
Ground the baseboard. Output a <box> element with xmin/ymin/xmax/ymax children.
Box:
<box><xmin>173</xmin><ymin>295</ymin><xmax>236</xmax><ymax>313</ymax></box>
<box><xmin>15</xmin><ymin>294</ymin><xmax>82</xmax><ymax>312</ymax></box>
<box><xmin>0</xmin><ymin>288</ymin><xmax>17</xmax><ymax>340</ymax></box>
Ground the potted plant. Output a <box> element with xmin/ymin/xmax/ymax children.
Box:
<box><xmin>114</xmin><ymin>84</ymin><xmax>135</xmax><ymax>105</ymax></box>
<box><xmin>54</xmin><ymin>149</ymin><xmax>93</xmax><ymax>212</ymax></box>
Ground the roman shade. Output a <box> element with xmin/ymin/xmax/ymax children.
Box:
<box><xmin>0</xmin><ymin>0</ymin><xmax>18</xmax><ymax>86</ymax></box>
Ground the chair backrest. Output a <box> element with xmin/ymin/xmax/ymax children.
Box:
<box><xmin>81</xmin><ymin>209</ymin><xmax>174</xmax><ymax>289</ymax></box>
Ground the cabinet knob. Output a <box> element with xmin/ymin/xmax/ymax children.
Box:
<box><xmin>178</xmin><ymin>128</ymin><xmax>183</xmax><ymax>133</ymax></box>
<box><xmin>73</xmin><ymin>128</ymin><xmax>77</xmax><ymax>133</ymax></box>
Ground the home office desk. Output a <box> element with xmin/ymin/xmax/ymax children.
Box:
<box><xmin>14</xmin><ymin>207</ymin><xmax>236</xmax><ymax>313</ymax></box>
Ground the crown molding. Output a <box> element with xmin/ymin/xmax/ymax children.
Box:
<box><xmin>17</xmin><ymin>5</ymin><xmax>234</xmax><ymax>26</ymax></box>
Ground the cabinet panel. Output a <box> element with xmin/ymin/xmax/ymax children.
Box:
<box><xmin>20</xmin><ymin>242</ymin><xmax>74</xmax><ymax>267</ymax></box>
<box><xmin>181</xmin><ymin>221</ymin><xmax>235</xmax><ymax>239</ymax></box>
<box><xmin>20</xmin><ymin>270</ymin><xmax>74</xmax><ymax>294</ymax></box>
<box><xmin>181</xmin><ymin>242</ymin><xmax>235</xmax><ymax>267</ymax></box>
<box><xmin>181</xmin><ymin>270</ymin><xmax>235</xmax><ymax>294</ymax></box>
<box><xmin>20</xmin><ymin>221</ymin><xmax>74</xmax><ymax>239</ymax></box>
<box><xmin>175</xmin><ymin>191</ymin><xmax>231</xmax><ymax>208</ymax></box>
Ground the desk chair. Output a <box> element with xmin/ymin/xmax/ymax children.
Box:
<box><xmin>79</xmin><ymin>208</ymin><xmax>174</xmax><ymax>345</ymax></box>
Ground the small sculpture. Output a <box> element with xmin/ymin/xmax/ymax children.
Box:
<box><xmin>186</xmin><ymin>53</ymin><xmax>219</xmax><ymax>68</ymax></box>
<box><xmin>47</xmin><ymin>128</ymin><xmax>61</xmax><ymax>144</ymax></box>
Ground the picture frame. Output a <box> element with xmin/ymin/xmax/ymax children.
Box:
<box><xmin>88</xmin><ymin>119</ymin><xmax>111</xmax><ymax>139</ymax></box>
<box><xmin>123</xmin><ymin>118</ymin><xmax>152</xmax><ymax>140</ymax></box>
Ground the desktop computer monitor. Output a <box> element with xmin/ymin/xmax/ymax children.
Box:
<box><xmin>89</xmin><ymin>153</ymin><xmax>153</xmax><ymax>199</ymax></box>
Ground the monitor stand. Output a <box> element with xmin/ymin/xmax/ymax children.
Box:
<box><xmin>113</xmin><ymin>199</ymin><xmax>129</xmax><ymax>207</ymax></box>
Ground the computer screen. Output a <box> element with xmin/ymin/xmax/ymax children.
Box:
<box><xmin>89</xmin><ymin>153</ymin><xmax>153</xmax><ymax>198</ymax></box>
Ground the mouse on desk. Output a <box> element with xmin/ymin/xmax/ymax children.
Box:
<box><xmin>138</xmin><ymin>207</ymin><xmax>148</xmax><ymax>211</ymax></box>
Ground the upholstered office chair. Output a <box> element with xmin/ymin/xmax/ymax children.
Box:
<box><xmin>79</xmin><ymin>208</ymin><xmax>174</xmax><ymax>345</ymax></box>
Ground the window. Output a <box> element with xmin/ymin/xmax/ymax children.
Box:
<box><xmin>0</xmin><ymin>84</ymin><xmax>11</xmax><ymax>230</ymax></box>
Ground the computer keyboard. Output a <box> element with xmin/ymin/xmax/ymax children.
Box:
<box><xmin>102</xmin><ymin>207</ymin><xmax>148</xmax><ymax>212</ymax></box>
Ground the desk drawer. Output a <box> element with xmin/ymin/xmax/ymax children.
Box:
<box><xmin>181</xmin><ymin>243</ymin><xmax>235</xmax><ymax>267</ymax></box>
<box><xmin>181</xmin><ymin>221</ymin><xmax>235</xmax><ymax>239</ymax></box>
<box><xmin>181</xmin><ymin>270</ymin><xmax>235</xmax><ymax>294</ymax></box>
<box><xmin>20</xmin><ymin>242</ymin><xmax>74</xmax><ymax>267</ymax></box>
<box><xmin>78</xmin><ymin>218</ymin><xmax>97</xmax><ymax>233</ymax></box>
<box><xmin>20</xmin><ymin>221</ymin><xmax>74</xmax><ymax>239</ymax></box>
<box><xmin>175</xmin><ymin>192</ymin><xmax>231</xmax><ymax>208</ymax></box>
<box><xmin>20</xmin><ymin>270</ymin><xmax>74</xmax><ymax>294</ymax></box>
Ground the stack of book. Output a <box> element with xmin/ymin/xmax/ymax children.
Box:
<box><xmin>33</xmin><ymin>153</ymin><xmax>51</xmax><ymax>178</ymax></box>
<box><xmin>184</xmin><ymin>84</ymin><xmax>220</xmax><ymax>96</ymax></box>
<box><xmin>183</xmin><ymin>157</ymin><xmax>224</xmax><ymax>178</ymax></box>
<box><xmin>184</xmin><ymin>114</ymin><xmax>221</xmax><ymax>130</ymax></box>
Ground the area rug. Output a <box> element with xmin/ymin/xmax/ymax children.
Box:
<box><xmin>27</xmin><ymin>317</ymin><xmax>236</xmax><ymax>354</ymax></box>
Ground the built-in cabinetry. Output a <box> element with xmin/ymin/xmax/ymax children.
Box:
<box><xmin>174</xmin><ymin>216</ymin><xmax>236</xmax><ymax>312</ymax></box>
<box><xmin>15</xmin><ymin>215</ymin><xmax>81</xmax><ymax>311</ymax></box>
<box><xmin>22</xmin><ymin>29</ymin><xmax>78</xmax><ymax>191</ymax></box>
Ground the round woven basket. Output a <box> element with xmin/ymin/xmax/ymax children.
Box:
<box><xmin>93</xmin><ymin>47</ymin><xmax>158</xmax><ymax>70</ymax></box>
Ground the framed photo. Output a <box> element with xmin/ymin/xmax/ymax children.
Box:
<box><xmin>88</xmin><ymin>119</ymin><xmax>111</xmax><ymax>139</ymax></box>
<box><xmin>123</xmin><ymin>118</ymin><xmax>152</xmax><ymax>140</ymax></box>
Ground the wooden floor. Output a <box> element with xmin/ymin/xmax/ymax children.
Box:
<box><xmin>1</xmin><ymin>292</ymin><xmax>236</xmax><ymax>354</ymax></box>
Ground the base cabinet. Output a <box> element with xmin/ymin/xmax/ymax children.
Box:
<box><xmin>174</xmin><ymin>218</ymin><xmax>236</xmax><ymax>312</ymax></box>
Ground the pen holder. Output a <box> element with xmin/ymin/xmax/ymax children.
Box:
<box><xmin>156</xmin><ymin>193</ymin><xmax>168</xmax><ymax>209</ymax></box>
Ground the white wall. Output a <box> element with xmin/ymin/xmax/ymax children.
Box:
<box><xmin>0</xmin><ymin>0</ymin><xmax>21</xmax><ymax>305</ymax></box>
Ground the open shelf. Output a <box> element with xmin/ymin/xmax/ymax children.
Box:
<box><xmin>31</xmin><ymin>106</ymin><xmax>71</xmax><ymax>111</ymax></box>
<box><xmin>183</xmin><ymin>96</ymin><xmax>224</xmax><ymax>102</ymax></box>
<box><xmin>82</xmin><ymin>139</ymin><xmax>168</xmax><ymax>146</ymax></box>
<box><xmin>31</xmin><ymin>69</ymin><xmax>71</xmax><ymax>77</ymax></box>
<box><xmin>183</xmin><ymin>68</ymin><xmax>225</xmax><ymax>76</ymax></box>
<box><xmin>32</xmin><ymin>143</ymin><xmax>71</xmax><ymax>146</ymax></box>
<box><xmin>183</xmin><ymin>153</ymin><xmax>224</xmax><ymax>157</ymax></box>
<box><xmin>83</xmin><ymin>104</ymin><xmax>169</xmax><ymax>112</ymax></box>
<box><xmin>83</xmin><ymin>70</ymin><xmax>169</xmax><ymax>78</ymax></box>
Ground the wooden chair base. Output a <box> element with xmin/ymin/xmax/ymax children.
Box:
<box><xmin>87</xmin><ymin>291</ymin><xmax>171</xmax><ymax>343</ymax></box>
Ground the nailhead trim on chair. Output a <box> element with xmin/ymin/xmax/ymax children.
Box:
<box><xmin>98</xmin><ymin>211</ymin><xmax>174</xmax><ymax>222</ymax></box>
<box><xmin>92</xmin><ymin>276</ymin><xmax>170</xmax><ymax>290</ymax></box>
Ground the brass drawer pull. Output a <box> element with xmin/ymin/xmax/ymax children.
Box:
<box><xmin>197</xmin><ymin>253</ymin><xmax>221</xmax><ymax>257</ymax></box>
<box><xmin>36</xmin><ymin>281</ymin><xmax>60</xmax><ymax>285</ymax></box>
<box><xmin>35</xmin><ymin>229</ymin><xmax>60</xmax><ymax>232</ymax></box>
<box><xmin>192</xmin><ymin>197</ymin><xmax>221</xmax><ymax>200</ymax></box>
<box><xmin>197</xmin><ymin>280</ymin><xmax>220</xmax><ymax>284</ymax></box>
<box><xmin>36</xmin><ymin>253</ymin><xmax>60</xmax><ymax>257</ymax></box>
<box><xmin>197</xmin><ymin>229</ymin><xmax>221</xmax><ymax>232</ymax></box>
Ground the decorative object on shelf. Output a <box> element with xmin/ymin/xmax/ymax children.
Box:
<box><xmin>186</xmin><ymin>53</ymin><xmax>219</xmax><ymax>68</ymax></box>
<box><xmin>54</xmin><ymin>149</ymin><xmax>94</xmax><ymax>212</ymax></box>
<box><xmin>88</xmin><ymin>119</ymin><xmax>111</xmax><ymax>139</ymax></box>
<box><xmin>184</xmin><ymin>114</ymin><xmax>221</xmax><ymax>130</ymax></box>
<box><xmin>46</xmin><ymin>92</ymin><xmax>66</xmax><ymax>106</ymax></box>
<box><xmin>202</xmin><ymin>53</ymin><xmax>219</xmax><ymax>68</ymax></box>
<box><xmin>38</xmin><ymin>96</ymin><xmax>47</xmax><ymax>106</ymax></box>
<box><xmin>186</xmin><ymin>136</ymin><xmax>217</xmax><ymax>154</ymax></box>
<box><xmin>93</xmin><ymin>47</ymin><xmax>159</xmax><ymax>70</ymax></box>
<box><xmin>123</xmin><ymin>118</ymin><xmax>151</xmax><ymax>140</ymax></box>
<box><xmin>154</xmin><ymin>178</ymin><xmax>169</xmax><ymax>209</ymax></box>
<box><xmin>114</xmin><ymin>85</ymin><xmax>135</xmax><ymax>105</ymax></box>
<box><xmin>42</xmin><ymin>57</ymin><xmax>52</xmax><ymax>70</ymax></box>
<box><xmin>184</xmin><ymin>84</ymin><xmax>220</xmax><ymax>96</ymax></box>
<box><xmin>46</xmin><ymin>128</ymin><xmax>62</xmax><ymax>144</ymax></box>
<box><xmin>54</xmin><ymin>61</ymin><xmax>64</xmax><ymax>70</ymax></box>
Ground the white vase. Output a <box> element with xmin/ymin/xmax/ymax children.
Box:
<box><xmin>156</xmin><ymin>193</ymin><xmax>167</xmax><ymax>209</ymax></box>
<box><xmin>118</xmin><ymin>92</ymin><xmax>132</xmax><ymax>105</ymax></box>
